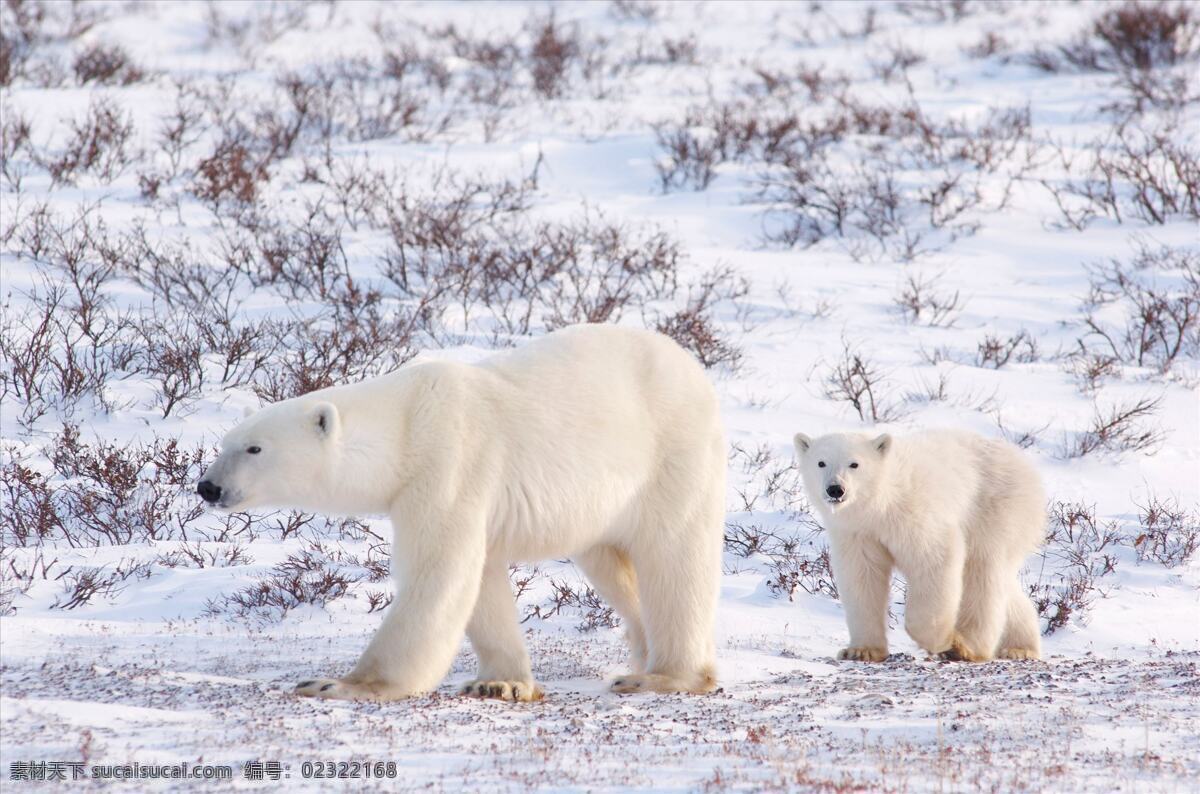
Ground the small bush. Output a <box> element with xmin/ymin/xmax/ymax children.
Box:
<box><xmin>1064</xmin><ymin>396</ymin><xmax>1165</xmax><ymax>459</ymax></box>
<box><xmin>1079</xmin><ymin>243</ymin><xmax>1199</xmax><ymax>373</ymax></box>
<box><xmin>823</xmin><ymin>341</ymin><xmax>897</xmax><ymax>423</ymax></box>
<box><xmin>894</xmin><ymin>273</ymin><xmax>962</xmax><ymax>327</ymax></box>
<box><xmin>46</xmin><ymin>97</ymin><xmax>135</xmax><ymax>185</ymax></box>
<box><xmin>1030</xmin><ymin>502</ymin><xmax>1121</xmax><ymax>634</ymax></box>
<box><xmin>976</xmin><ymin>329</ymin><xmax>1039</xmax><ymax>369</ymax></box>
<box><xmin>1132</xmin><ymin>494</ymin><xmax>1200</xmax><ymax>567</ymax></box>
<box><xmin>211</xmin><ymin>550</ymin><xmax>362</xmax><ymax>620</ymax></box>
<box><xmin>72</xmin><ymin>43</ymin><xmax>143</xmax><ymax>85</ymax></box>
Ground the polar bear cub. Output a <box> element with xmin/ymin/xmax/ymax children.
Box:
<box><xmin>198</xmin><ymin>324</ymin><xmax>725</xmax><ymax>701</ymax></box>
<box><xmin>793</xmin><ymin>430</ymin><xmax>1045</xmax><ymax>662</ymax></box>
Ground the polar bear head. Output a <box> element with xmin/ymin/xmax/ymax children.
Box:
<box><xmin>793</xmin><ymin>432</ymin><xmax>892</xmax><ymax>514</ymax></box>
<box><xmin>196</xmin><ymin>399</ymin><xmax>341</xmax><ymax>512</ymax></box>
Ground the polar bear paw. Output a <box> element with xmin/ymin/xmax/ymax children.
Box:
<box><xmin>837</xmin><ymin>646</ymin><xmax>888</xmax><ymax>662</ymax></box>
<box><xmin>610</xmin><ymin>672</ymin><xmax>716</xmax><ymax>694</ymax></box>
<box><xmin>997</xmin><ymin>647</ymin><xmax>1039</xmax><ymax>661</ymax></box>
<box><xmin>460</xmin><ymin>680</ymin><xmax>543</xmax><ymax>702</ymax></box>
<box><xmin>937</xmin><ymin>637</ymin><xmax>990</xmax><ymax>662</ymax></box>
<box><xmin>294</xmin><ymin>678</ymin><xmax>383</xmax><ymax>701</ymax></box>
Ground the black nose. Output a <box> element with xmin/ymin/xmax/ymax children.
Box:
<box><xmin>826</xmin><ymin>484</ymin><xmax>845</xmax><ymax>500</ymax></box>
<box><xmin>197</xmin><ymin>480</ymin><xmax>222</xmax><ymax>504</ymax></box>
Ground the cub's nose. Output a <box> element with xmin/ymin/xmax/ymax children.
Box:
<box><xmin>826</xmin><ymin>483</ymin><xmax>845</xmax><ymax>500</ymax></box>
<box><xmin>197</xmin><ymin>480</ymin><xmax>222</xmax><ymax>504</ymax></box>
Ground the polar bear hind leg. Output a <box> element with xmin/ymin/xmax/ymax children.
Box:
<box><xmin>461</xmin><ymin>560</ymin><xmax>542</xmax><ymax>702</ymax></box>
<box><xmin>996</xmin><ymin>579</ymin><xmax>1041</xmax><ymax>660</ymax></box>
<box><xmin>575</xmin><ymin>545</ymin><xmax>647</xmax><ymax>674</ymax></box>
<box><xmin>946</xmin><ymin>557</ymin><xmax>1010</xmax><ymax>662</ymax></box>
<box><xmin>611</xmin><ymin>500</ymin><xmax>720</xmax><ymax>695</ymax></box>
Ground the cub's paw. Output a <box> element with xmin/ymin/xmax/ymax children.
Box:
<box><xmin>837</xmin><ymin>646</ymin><xmax>888</xmax><ymax>662</ymax></box>
<box><xmin>460</xmin><ymin>680</ymin><xmax>543</xmax><ymax>702</ymax></box>
<box><xmin>294</xmin><ymin>678</ymin><xmax>378</xmax><ymax>701</ymax></box>
<box><xmin>937</xmin><ymin>638</ymin><xmax>988</xmax><ymax>662</ymax></box>
<box><xmin>997</xmin><ymin>647</ymin><xmax>1039</xmax><ymax>661</ymax></box>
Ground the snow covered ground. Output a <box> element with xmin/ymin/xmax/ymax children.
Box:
<box><xmin>1</xmin><ymin>1</ymin><xmax>1198</xmax><ymax>790</ymax></box>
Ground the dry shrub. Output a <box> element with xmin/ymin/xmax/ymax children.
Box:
<box><xmin>976</xmin><ymin>329</ymin><xmax>1039</xmax><ymax>369</ymax></box>
<box><xmin>1029</xmin><ymin>502</ymin><xmax>1120</xmax><ymax>634</ymax></box>
<box><xmin>192</xmin><ymin>138</ymin><xmax>269</xmax><ymax>215</ymax></box>
<box><xmin>52</xmin><ymin>558</ymin><xmax>154</xmax><ymax>610</ymax></box>
<box><xmin>1044</xmin><ymin>121</ymin><xmax>1200</xmax><ymax>229</ymax></box>
<box><xmin>1078</xmin><ymin>243</ymin><xmax>1199</xmax><ymax>373</ymax></box>
<box><xmin>1</xmin><ymin>0</ymin><xmax>107</xmax><ymax>87</ymax></box>
<box><xmin>522</xmin><ymin>575</ymin><xmax>619</xmax><ymax>632</ymax></box>
<box><xmin>654</xmin><ymin>91</ymin><xmax>1034</xmax><ymax>261</ymax></box>
<box><xmin>72</xmin><ymin>42</ymin><xmax>143</xmax><ymax>85</ymax></box>
<box><xmin>656</xmin><ymin>268</ymin><xmax>747</xmax><ymax>371</ymax></box>
<box><xmin>1064</xmin><ymin>396</ymin><xmax>1165</xmax><ymax>458</ymax></box>
<box><xmin>0</xmin><ymin>211</ymin><xmax>135</xmax><ymax>426</ymax></box>
<box><xmin>895</xmin><ymin>0</ymin><xmax>974</xmax><ymax>24</ymax></box>
<box><xmin>211</xmin><ymin>551</ymin><xmax>361</xmax><ymax>621</ymax></box>
<box><xmin>46</xmin><ymin>97</ymin><xmax>135</xmax><ymax>185</ymax></box>
<box><xmin>1</xmin><ymin>108</ymin><xmax>33</xmax><ymax>188</ymax></box>
<box><xmin>725</xmin><ymin>442</ymin><xmax>831</xmax><ymax>600</ymax></box>
<box><xmin>1029</xmin><ymin>2</ymin><xmax>1199</xmax><ymax>113</ymax></box>
<box><xmin>1042</xmin><ymin>2</ymin><xmax>1198</xmax><ymax>74</ymax></box>
<box><xmin>823</xmin><ymin>341</ymin><xmax>897</xmax><ymax>422</ymax></box>
<box><xmin>378</xmin><ymin>170</ymin><xmax>741</xmax><ymax>354</ymax></box>
<box><xmin>155</xmin><ymin>542</ymin><xmax>252</xmax><ymax>569</ymax></box>
<box><xmin>894</xmin><ymin>272</ymin><xmax>962</xmax><ymax>327</ymax></box>
<box><xmin>206</xmin><ymin>541</ymin><xmax>390</xmax><ymax>620</ymax></box>
<box><xmin>0</xmin><ymin>547</ymin><xmax>63</xmax><ymax>614</ymax></box>
<box><xmin>1132</xmin><ymin>494</ymin><xmax>1200</xmax><ymax>567</ymax></box>
<box><xmin>0</xmin><ymin>427</ymin><xmax>210</xmax><ymax>548</ymax></box>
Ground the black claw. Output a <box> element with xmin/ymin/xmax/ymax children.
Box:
<box><xmin>297</xmin><ymin>680</ymin><xmax>315</xmax><ymax>688</ymax></box>
<box><xmin>512</xmin><ymin>685</ymin><xmax>520</xmax><ymax>700</ymax></box>
<box><xmin>320</xmin><ymin>683</ymin><xmax>334</xmax><ymax>692</ymax></box>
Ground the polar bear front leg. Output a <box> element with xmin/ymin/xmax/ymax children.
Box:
<box><xmin>903</xmin><ymin>534</ymin><xmax>965</xmax><ymax>658</ymax></box>
<box><xmin>829</xmin><ymin>532</ymin><xmax>893</xmax><ymax>662</ymax></box>
<box><xmin>294</xmin><ymin>507</ymin><xmax>488</xmax><ymax>701</ymax></box>
<box><xmin>461</xmin><ymin>560</ymin><xmax>542</xmax><ymax>702</ymax></box>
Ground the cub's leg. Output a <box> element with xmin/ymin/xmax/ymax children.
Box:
<box><xmin>461</xmin><ymin>560</ymin><xmax>542</xmax><ymax>702</ymax></box>
<box><xmin>996</xmin><ymin>579</ymin><xmax>1042</xmax><ymax>660</ymax></box>
<box><xmin>903</xmin><ymin>533</ymin><xmax>965</xmax><ymax>658</ymax></box>
<box><xmin>829</xmin><ymin>531</ymin><xmax>894</xmax><ymax>662</ymax></box>
<box><xmin>575</xmin><ymin>545</ymin><xmax>647</xmax><ymax>674</ymax></box>
<box><xmin>946</xmin><ymin>557</ymin><xmax>1010</xmax><ymax>662</ymax></box>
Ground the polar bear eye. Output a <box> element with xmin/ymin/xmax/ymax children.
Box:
<box><xmin>246</xmin><ymin>446</ymin><xmax>262</xmax><ymax>455</ymax></box>
<box><xmin>849</xmin><ymin>462</ymin><xmax>859</xmax><ymax>469</ymax></box>
<box><xmin>817</xmin><ymin>461</ymin><xmax>826</xmax><ymax>468</ymax></box>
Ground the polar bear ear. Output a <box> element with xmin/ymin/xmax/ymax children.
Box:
<box><xmin>242</xmin><ymin>405</ymin><xmax>255</xmax><ymax>419</ymax></box>
<box><xmin>872</xmin><ymin>434</ymin><xmax>892</xmax><ymax>456</ymax></box>
<box><xmin>793</xmin><ymin>433</ymin><xmax>812</xmax><ymax>455</ymax></box>
<box><xmin>310</xmin><ymin>402</ymin><xmax>340</xmax><ymax>439</ymax></box>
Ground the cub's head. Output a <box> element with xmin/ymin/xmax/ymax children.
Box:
<box><xmin>792</xmin><ymin>431</ymin><xmax>892</xmax><ymax>513</ymax></box>
<box><xmin>197</xmin><ymin>400</ymin><xmax>341</xmax><ymax>512</ymax></box>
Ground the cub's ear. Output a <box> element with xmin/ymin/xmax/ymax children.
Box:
<box><xmin>872</xmin><ymin>433</ymin><xmax>892</xmax><ymax>456</ymax></box>
<box><xmin>310</xmin><ymin>402</ymin><xmax>340</xmax><ymax>439</ymax></box>
<box><xmin>793</xmin><ymin>433</ymin><xmax>812</xmax><ymax>455</ymax></box>
<box><xmin>242</xmin><ymin>405</ymin><xmax>255</xmax><ymax>419</ymax></box>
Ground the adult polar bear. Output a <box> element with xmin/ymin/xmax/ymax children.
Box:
<box><xmin>197</xmin><ymin>324</ymin><xmax>725</xmax><ymax>701</ymax></box>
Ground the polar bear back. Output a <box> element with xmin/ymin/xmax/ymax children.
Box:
<box><xmin>892</xmin><ymin>430</ymin><xmax>1046</xmax><ymax>553</ymax></box>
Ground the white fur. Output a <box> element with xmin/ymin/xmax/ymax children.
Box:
<box><xmin>200</xmin><ymin>325</ymin><xmax>725</xmax><ymax>700</ymax></box>
<box><xmin>793</xmin><ymin>430</ymin><xmax>1045</xmax><ymax>662</ymax></box>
